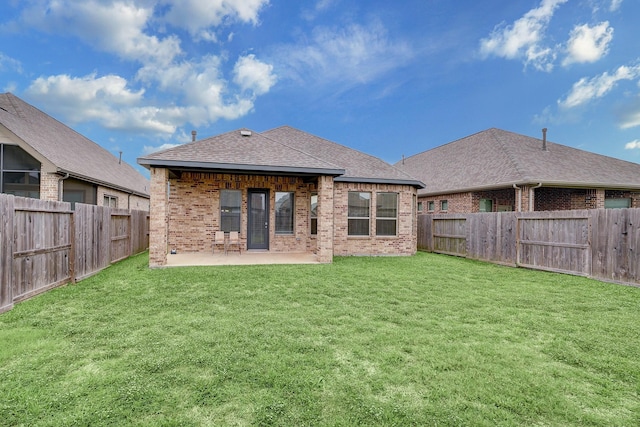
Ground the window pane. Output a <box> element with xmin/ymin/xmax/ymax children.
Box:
<box><xmin>310</xmin><ymin>193</ymin><xmax>318</xmax><ymax>235</ymax></box>
<box><xmin>376</xmin><ymin>219</ymin><xmax>397</xmax><ymax>236</ymax></box>
<box><xmin>221</xmin><ymin>190</ymin><xmax>241</xmax><ymax>232</ymax></box>
<box><xmin>2</xmin><ymin>145</ymin><xmax>40</xmax><ymax>171</ymax></box>
<box><xmin>348</xmin><ymin>192</ymin><xmax>370</xmax><ymax>236</ymax></box>
<box><xmin>2</xmin><ymin>172</ymin><xmax>40</xmax><ymax>198</ymax></box>
<box><xmin>479</xmin><ymin>199</ymin><xmax>493</xmax><ymax>212</ymax></box>
<box><xmin>441</xmin><ymin>200</ymin><xmax>448</xmax><ymax>211</ymax></box>
<box><xmin>428</xmin><ymin>201</ymin><xmax>434</xmax><ymax>211</ymax></box>
<box><xmin>348</xmin><ymin>219</ymin><xmax>369</xmax><ymax>236</ymax></box>
<box><xmin>417</xmin><ymin>202</ymin><xmax>423</xmax><ymax>212</ymax></box>
<box><xmin>605</xmin><ymin>198</ymin><xmax>631</xmax><ymax>209</ymax></box>
<box><xmin>275</xmin><ymin>192</ymin><xmax>294</xmax><ymax>234</ymax></box>
<box><xmin>377</xmin><ymin>193</ymin><xmax>397</xmax><ymax>218</ymax></box>
<box><xmin>348</xmin><ymin>192</ymin><xmax>370</xmax><ymax>217</ymax></box>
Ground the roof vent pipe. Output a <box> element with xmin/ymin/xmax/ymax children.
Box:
<box><xmin>542</xmin><ymin>128</ymin><xmax>548</xmax><ymax>151</ymax></box>
<box><xmin>191</xmin><ymin>130</ymin><xmax>197</xmax><ymax>142</ymax></box>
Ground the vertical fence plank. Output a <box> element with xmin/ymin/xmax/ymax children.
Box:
<box><xmin>418</xmin><ymin>209</ymin><xmax>639</xmax><ymax>286</ymax></box>
<box><xmin>3</xmin><ymin>196</ymin><xmax>149</xmax><ymax>312</ymax></box>
<box><xmin>1</xmin><ymin>194</ymin><xmax>15</xmax><ymax>313</ymax></box>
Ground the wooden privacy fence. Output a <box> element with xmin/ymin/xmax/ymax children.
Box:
<box><xmin>418</xmin><ymin>209</ymin><xmax>640</xmax><ymax>286</ymax></box>
<box><xmin>1</xmin><ymin>194</ymin><xmax>149</xmax><ymax>313</ymax></box>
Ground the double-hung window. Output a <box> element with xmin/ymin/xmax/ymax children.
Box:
<box><xmin>220</xmin><ymin>190</ymin><xmax>241</xmax><ymax>232</ymax></box>
<box><xmin>348</xmin><ymin>191</ymin><xmax>370</xmax><ymax>236</ymax></box>
<box><xmin>103</xmin><ymin>195</ymin><xmax>118</xmax><ymax>208</ymax></box>
<box><xmin>310</xmin><ymin>192</ymin><xmax>318</xmax><ymax>235</ymax></box>
<box><xmin>275</xmin><ymin>192</ymin><xmax>294</xmax><ymax>234</ymax></box>
<box><xmin>376</xmin><ymin>192</ymin><xmax>398</xmax><ymax>236</ymax></box>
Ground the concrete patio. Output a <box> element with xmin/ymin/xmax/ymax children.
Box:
<box><xmin>165</xmin><ymin>251</ymin><xmax>321</xmax><ymax>267</ymax></box>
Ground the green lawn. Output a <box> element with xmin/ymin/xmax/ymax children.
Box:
<box><xmin>1</xmin><ymin>252</ymin><xmax>639</xmax><ymax>426</ymax></box>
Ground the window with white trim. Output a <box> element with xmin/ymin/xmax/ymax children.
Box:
<box><xmin>376</xmin><ymin>192</ymin><xmax>398</xmax><ymax>236</ymax></box>
<box><xmin>348</xmin><ymin>191</ymin><xmax>370</xmax><ymax>236</ymax></box>
<box><xmin>275</xmin><ymin>192</ymin><xmax>294</xmax><ymax>234</ymax></box>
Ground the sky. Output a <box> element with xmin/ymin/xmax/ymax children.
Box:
<box><xmin>1</xmin><ymin>0</ymin><xmax>640</xmax><ymax>177</ymax></box>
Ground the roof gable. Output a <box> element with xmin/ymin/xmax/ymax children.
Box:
<box><xmin>396</xmin><ymin>128</ymin><xmax>640</xmax><ymax>194</ymax></box>
<box><xmin>140</xmin><ymin>126</ymin><xmax>425</xmax><ymax>188</ymax></box>
<box><xmin>0</xmin><ymin>93</ymin><xmax>149</xmax><ymax>196</ymax></box>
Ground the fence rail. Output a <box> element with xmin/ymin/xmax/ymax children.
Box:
<box><xmin>1</xmin><ymin>194</ymin><xmax>149</xmax><ymax>313</ymax></box>
<box><xmin>418</xmin><ymin>209</ymin><xmax>640</xmax><ymax>286</ymax></box>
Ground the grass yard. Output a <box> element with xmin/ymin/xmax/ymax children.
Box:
<box><xmin>1</xmin><ymin>252</ymin><xmax>639</xmax><ymax>426</ymax></box>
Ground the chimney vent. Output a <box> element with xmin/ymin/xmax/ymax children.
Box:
<box><xmin>191</xmin><ymin>130</ymin><xmax>197</xmax><ymax>142</ymax></box>
<box><xmin>542</xmin><ymin>128</ymin><xmax>548</xmax><ymax>151</ymax></box>
<box><xmin>240</xmin><ymin>130</ymin><xmax>252</xmax><ymax>137</ymax></box>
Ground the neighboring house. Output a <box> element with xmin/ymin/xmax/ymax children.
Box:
<box><xmin>0</xmin><ymin>93</ymin><xmax>149</xmax><ymax>210</ymax></box>
<box><xmin>137</xmin><ymin>126</ymin><xmax>425</xmax><ymax>266</ymax></box>
<box><xmin>395</xmin><ymin>128</ymin><xmax>640</xmax><ymax>214</ymax></box>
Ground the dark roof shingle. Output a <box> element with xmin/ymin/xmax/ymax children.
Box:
<box><xmin>396</xmin><ymin>128</ymin><xmax>640</xmax><ymax>195</ymax></box>
<box><xmin>139</xmin><ymin>125</ymin><xmax>425</xmax><ymax>188</ymax></box>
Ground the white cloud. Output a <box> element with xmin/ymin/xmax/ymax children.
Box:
<box><xmin>625</xmin><ymin>140</ymin><xmax>640</xmax><ymax>149</ymax></box>
<box><xmin>620</xmin><ymin>108</ymin><xmax>640</xmax><ymax>129</ymax></box>
<box><xmin>0</xmin><ymin>52</ymin><xmax>22</xmax><ymax>73</ymax></box>
<box><xmin>610</xmin><ymin>0</ymin><xmax>623</xmax><ymax>11</ymax></box>
<box><xmin>563</xmin><ymin>22</ymin><xmax>613</xmax><ymax>66</ymax></box>
<box><xmin>275</xmin><ymin>20</ymin><xmax>413</xmax><ymax>87</ymax></box>
<box><xmin>479</xmin><ymin>0</ymin><xmax>568</xmax><ymax>72</ymax></box>
<box><xmin>24</xmin><ymin>73</ymin><xmax>179</xmax><ymax>133</ymax></box>
<box><xmin>233</xmin><ymin>54</ymin><xmax>277</xmax><ymax>95</ymax></box>
<box><xmin>142</xmin><ymin>142</ymin><xmax>183</xmax><ymax>155</ymax></box>
<box><xmin>12</xmin><ymin>0</ymin><xmax>277</xmax><ymax>135</ymax></box>
<box><xmin>18</xmin><ymin>1</ymin><xmax>181</xmax><ymax>67</ymax></box>
<box><xmin>160</xmin><ymin>0</ymin><xmax>269</xmax><ymax>40</ymax></box>
<box><xmin>558</xmin><ymin>65</ymin><xmax>640</xmax><ymax>109</ymax></box>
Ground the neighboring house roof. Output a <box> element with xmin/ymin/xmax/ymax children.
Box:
<box><xmin>0</xmin><ymin>93</ymin><xmax>149</xmax><ymax>197</ymax></box>
<box><xmin>138</xmin><ymin>126</ymin><xmax>425</xmax><ymax>188</ymax></box>
<box><xmin>395</xmin><ymin>128</ymin><xmax>640</xmax><ymax>196</ymax></box>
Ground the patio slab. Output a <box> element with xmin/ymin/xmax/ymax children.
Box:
<box><xmin>165</xmin><ymin>251</ymin><xmax>320</xmax><ymax>267</ymax></box>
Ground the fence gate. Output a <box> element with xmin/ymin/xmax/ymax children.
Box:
<box><xmin>516</xmin><ymin>214</ymin><xmax>591</xmax><ymax>276</ymax></box>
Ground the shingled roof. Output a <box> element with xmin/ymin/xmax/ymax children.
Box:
<box><xmin>395</xmin><ymin>128</ymin><xmax>640</xmax><ymax>196</ymax></box>
<box><xmin>139</xmin><ymin>125</ymin><xmax>425</xmax><ymax>188</ymax></box>
<box><xmin>0</xmin><ymin>93</ymin><xmax>149</xmax><ymax>197</ymax></box>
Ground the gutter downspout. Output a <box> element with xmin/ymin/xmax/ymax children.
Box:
<box><xmin>529</xmin><ymin>183</ymin><xmax>542</xmax><ymax>212</ymax></box>
<box><xmin>513</xmin><ymin>184</ymin><xmax>522</xmax><ymax>212</ymax></box>
<box><xmin>58</xmin><ymin>172</ymin><xmax>70</xmax><ymax>202</ymax></box>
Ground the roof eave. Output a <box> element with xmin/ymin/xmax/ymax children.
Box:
<box><xmin>57</xmin><ymin>169</ymin><xmax>149</xmax><ymax>198</ymax></box>
<box><xmin>137</xmin><ymin>158</ymin><xmax>345</xmax><ymax>177</ymax></box>
<box><xmin>419</xmin><ymin>180</ymin><xmax>640</xmax><ymax>196</ymax></box>
<box><xmin>335</xmin><ymin>176</ymin><xmax>426</xmax><ymax>189</ymax></box>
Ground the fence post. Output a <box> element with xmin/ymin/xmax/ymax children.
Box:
<box><xmin>69</xmin><ymin>211</ymin><xmax>76</xmax><ymax>284</ymax></box>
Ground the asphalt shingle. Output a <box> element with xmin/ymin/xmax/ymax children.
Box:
<box><xmin>396</xmin><ymin>128</ymin><xmax>640</xmax><ymax>195</ymax></box>
<box><xmin>0</xmin><ymin>93</ymin><xmax>149</xmax><ymax>196</ymax></box>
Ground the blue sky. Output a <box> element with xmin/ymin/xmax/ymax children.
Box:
<box><xmin>1</xmin><ymin>0</ymin><xmax>639</xmax><ymax>176</ymax></box>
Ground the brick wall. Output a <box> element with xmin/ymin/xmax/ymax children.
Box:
<box><xmin>149</xmin><ymin>167</ymin><xmax>168</xmax><ymax>267</ymax></box>
<box><xmin>39</xmin><ymin>172</ymin><xmax>60</xmax><ymax>200</ymax></box>
<box><xmin>421</xmin><ymin>186</ymin><xmax>639</xmax><ymax>213</ymax></box>
<box><xmin>97</xmin><ymin>186</ymin><xmax>150</xmax><ymax>210</ymax></box>
<box><xmin>419</xmin><ymin>192</ymin><xmax>473</xmax><ymax>214</ymax></box>
<box><xmin>150</xmin><ymin>169</ymin><xmax>418</xmax><ymax>261</ymax></box>
<box><xmin>332</xmin><ymin>182</ymin><xmax>417</xmax><ymax>256</ymax></box>
<box><xmin>166</xmin><ymin>172</ymin><xmax>312</xmax><ymax>254</ymax></box>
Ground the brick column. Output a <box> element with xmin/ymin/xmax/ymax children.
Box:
<box><xmin>149</xmin><ymin>167</ymin><xmax>168</xmax><ymax>267</ymax></box>
<box><xmin>316</xmin><ymin>175</ymin><xmax>334</xmax><ymax>263</ymax></box>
